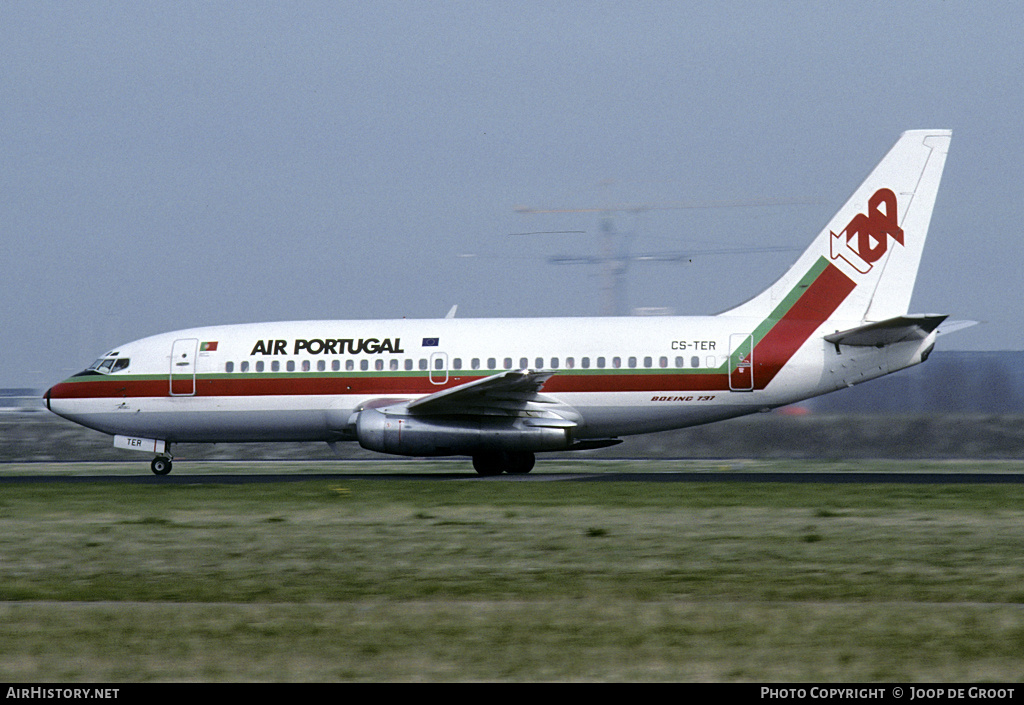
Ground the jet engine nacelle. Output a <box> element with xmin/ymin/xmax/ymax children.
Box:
<box><xmin>354</xmin><ymin>407</ymin><xmax>573</xmax><ymax>457</ymax></box>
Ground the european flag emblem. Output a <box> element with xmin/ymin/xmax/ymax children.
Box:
<box><xmin>422</xmin><ymin>338</ymin><xmax>439</xmax><ymax>347</ymax></box>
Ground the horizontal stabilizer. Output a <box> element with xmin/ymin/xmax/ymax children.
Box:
<box><xmin>824</xmin><ymin>314</ymin><xmax>947</xmax><ymax>348</ymax></box>
<box><xmin>936</xmin><ymin>319</ymin><xmax>979</xmax><ymax>337</ymax></box>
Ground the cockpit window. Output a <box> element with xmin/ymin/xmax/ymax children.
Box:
<box><xmin>87</xmin><ymin>357</ymin><xmax>130</xmax><ymax>374</ymax></box>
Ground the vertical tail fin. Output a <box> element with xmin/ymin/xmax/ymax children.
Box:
<box><xmin>723</xmin><ymin>130</ymin><xmax>951</xmax><ymax>323</ymax></box>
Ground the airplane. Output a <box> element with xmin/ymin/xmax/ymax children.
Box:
<box><xmin>46</xmin><ymin>129</ymin><xmax>956</xmax><ymax>476</ymax></box>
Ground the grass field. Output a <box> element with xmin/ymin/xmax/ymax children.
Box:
<box><xmin>2</xmin><ymin>460</ymin><xmax>1024</xmax><ymax>681</ymax></box>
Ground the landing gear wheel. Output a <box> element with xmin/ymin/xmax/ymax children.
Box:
<box><xmin>472</xmin><ymin>451</ymin><xmax>536</xmax><ymax>476</ymax></box>
<box><xmin>472</xmin><ymin>453</ymin><xmax>504</xmax><ymax>476</ymax></box>
<box><xmin>151</xmin><ymin>457</ymin><xmax>172</xmax><ymax>476</ymax></box>
<box><xmin>504</xmin><ymin>451</ymin><xmax>535</xmax><ymax>475</ymax></box>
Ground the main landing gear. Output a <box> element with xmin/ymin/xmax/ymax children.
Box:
<box><xmin>472</xmin><ymin>451</ymin><xmax>535</xmax><ymax>476</ymax></box>
<box><xmin>151</xmin><ymin>452</ymin><xmax>173</xmax><ymax>476</ymax></box>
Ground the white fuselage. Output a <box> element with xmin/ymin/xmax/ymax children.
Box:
<box><xmin>46</xmin><ymin>312</ymin><xmax>931</xmax><ymax>446</ymax></box>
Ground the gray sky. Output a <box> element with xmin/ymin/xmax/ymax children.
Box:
<box><xmin>3</xmin><ymin>1</ymin><xmax>1022</xmax><ymax>389</ymax></box>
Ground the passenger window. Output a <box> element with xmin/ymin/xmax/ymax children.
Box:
<box><xmin>520</xmin><ymin>357</ymin><xmax>528</xmax><ymax>370</ymax></box>
<box><xmin>487</xmin><ymin>358</ymin><xmax>496</xmax><ymax>370</ymax></box>
<box><xmin>405</xmin><ymin>359</ymin><xmax>414</xmax><ymax>371</ymax></box>
<box><xmin>597</xmin><ymin>357</ymin><xmax>606</xmax><ymax>368</ymax></box>
<box><xmin>535</xmin><ymin>357</ymin><xmax>544</xmax><ymax>369</ymax></box>
<box><xmin>375</xmin><ymin>360</ymin><xmax>384</xmax><ymax>371</ymax></box>
<box><xmin>452</xmin><ymin>358</ymin><xmax>462</xmax><ymax>370</ymax></box>
<box><xmin>256</xmin><ymin>361</ymin><xmax>265</xmax><ymax>372</ymax></box>
<box><xmin>581</xmin><ymin>357</ymin><xmax>590</xmax><ymax>369</ymax></box>
<box><xmin>225</xmin><ymin>361</ymin><xmax>234</xmax><ymax>373</ymax></box>
<box><xmin>628</xmin><ymin>357</ymin><xmax>637</xmax><ymax>369</ymax></box>
<box><xmin>551</xmin><ymin>357</ymin><xmax>559</xmax><ymax>368</ymax></box>
<box><xmin>503</xmin><ymin>357</ymin><xmax>512</xmax><ymax>370</ymax></box>
<box><xmin>286</xmin><ymin>361</ymin><xmax>295</xmax><ymax>372</ymax></box>
<box><xmin>346</xmin><ymin>360</ymin><xmax>355</xmax><ymax>371</ymax></box>
<box><xmin>360</xmin><ymin>360</ymin><xmax>369</xmax><ymax>371</ymax></box>
<box><xmin>471</xmin><ymin>358</ymin><xmax>481</xmax><ymax>370</ymax></box>
<box><xmin>241</xmin><ymin>361</ymin><xmax>249</xmax><ymax>372</ymax></box>
<box><xmin>644</xmin><ymin>357</ymin><xmax>652</xmax><ymax>368</ymax></box>
<box><xmin>659</xmin><ymin>356</ymin><xmax>668</xmax><ymax>368</ymax></box>
<box><xmin>419</xmin><ymin>358</ymin><xmax>428</xmax><ymax>370</ymax></box>
<box><xmin>317</xmin><ymin>360</ymin><xmax>325</xmax><ymax>372</ymax></box>
<box><xmin>691</xmin><ymin>356</ymin><xmax>700</xmax><ymax>368</ymax></box>
<box><xmin>613</xmin><ymin>357</ymin><xmax>621</xmax><ymax>369</ymax></box>
<box><xmin>272</xmin><ymin>361</ymin><xmax>280</xmax><ymax>372</ymax></box>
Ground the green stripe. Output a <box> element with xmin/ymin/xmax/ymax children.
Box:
<box><xmin>729</xmin><ymin>256</ymin><xmax>830</xmax><ymax>366</ymax></box>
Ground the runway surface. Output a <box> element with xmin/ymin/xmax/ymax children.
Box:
<box><xmin>3</xmin><ymin>471</ymin><xmax>1024</xmax><ymax>484</ymax></box>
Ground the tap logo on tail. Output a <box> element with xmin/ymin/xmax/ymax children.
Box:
<box><xmin>830</xmin><ymin>188</ymin><xmax>904</xmax><ymax>274</ymax></box>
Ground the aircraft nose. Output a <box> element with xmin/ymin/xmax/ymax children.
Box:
<box><xmin>45</xmin><ymin>380</ymin><xmax>110</xmax><ymax>435</ymax></box>
<box><xmin>44</xmin><ymin>382</ymin><xmax>75</xmax><ymax>419</ymax></box>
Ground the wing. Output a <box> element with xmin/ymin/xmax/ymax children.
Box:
<box><xmin>349</xmin><ymin>370</ymin><xmax>623</xmax><ymax>456</ymax></box>
<box><xmin>406</xmin><ymin>369</ymin><xmax>576</xmax><ymax>427</ymax></box>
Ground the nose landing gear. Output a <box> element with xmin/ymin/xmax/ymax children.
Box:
<box><xmin>151</xmin><ymin>450</ymin><xmax>173</xmax><ymax>476</ymax></box>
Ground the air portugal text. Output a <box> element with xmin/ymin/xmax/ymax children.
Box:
<box><xmin>250</xmin><ymin>338</ymin><xmax>405</xmax><ymax>356</ymax></box>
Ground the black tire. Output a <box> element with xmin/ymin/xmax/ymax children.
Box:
<box><xmin>504</xmin><ymin>451</ymin><xmax>535</xmax><ymax>475</ymax></box>
<box><xmin>151</xmin><ymin>457</ymin><xmax>172</xmax><ymax>476</ymax></box>
<box><xmin>472</xmin><ymin>451</ymin><xmax>535</xmax><ymax>476</ymax></box>
<box><xmin>472</xmin><ymin>453</ymin><xmax>504</xmax><ymax>476</ymax></box>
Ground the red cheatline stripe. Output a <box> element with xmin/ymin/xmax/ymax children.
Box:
<box><xmin>752</xmin><ymin>261</ymin><xmax>856</xmax><ymax>389</ymax></box>
<box><xmin>49</xmin><ymin>262</ymin><xmax>857</xmax><ymax>401</ymax></box>
<box><xmin>49</xmin><ymin>372</ymin><xmax>730</xmax><ymax>399</ymax></box>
